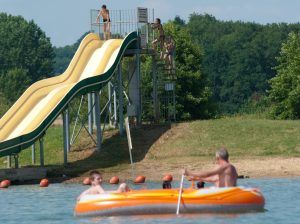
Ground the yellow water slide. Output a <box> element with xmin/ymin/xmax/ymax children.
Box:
<box><xmin>0</xmin><ymin>32</ymin><xmax>138</xmax><ymax>156</ymax></box>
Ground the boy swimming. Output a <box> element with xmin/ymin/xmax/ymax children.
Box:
<box><xmin>77</xmin><ymin>170</ymin><xmax>129</xmax><ymax>201</ymax></box>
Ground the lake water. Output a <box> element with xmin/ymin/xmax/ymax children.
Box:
<box><xmin>0</xmin><ymin>178</ymin><xmax>300</xmax><ymax>224</ymax></box>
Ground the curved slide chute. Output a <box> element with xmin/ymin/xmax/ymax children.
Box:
<box><xmin>0</xmin><ymin>32</ymin><xmax>138</xmax><ymax>157</ymax></box>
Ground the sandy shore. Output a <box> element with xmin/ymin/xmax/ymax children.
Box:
<box><xmin>64</xmin><ymin>157</ymin><xmax>300</xmax><ymax>183</ymax></box>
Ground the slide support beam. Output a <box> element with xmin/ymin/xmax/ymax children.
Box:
<box><xmin>136</xmin><ymin>53</ymin><xmax>141</xmax><ymax>125</ymax></box>
<box><xmin>118</xmin><ymin>63</ymin><xmax>124</xmax><ymax>135</ymax></box>
<box><xmin>108</xmin><ymin>82</ymin><xmax>113</xmax><ymax>126</ymax></box>
<box><xmin>113</xmin><ymin>84</ymin><xmax>117</xmax><ymax>128</ymax></box>
<box><xmin>152</xmin><ymin>55</ymin><xmax>159</xmax><ymax>121</ymax></box>
<box><xmin>6</xmin><ymin>156</ymin><xmax>11</xmax><ymax>168</ymax></box>
<box><xmin>32</xmin><ymin>143</ymin><xmax>36</xmax><ymax>165</ymax></box>
<box><xmin>14</xmin><ymin>154</ymin><xmax>19</xmax><ymax>169</ymax></box>
<box><xmin>88</xmin><ymin>93</ymin><xmax>93</xmax><ymax>134</ymax></box>
<box><xmin>94</xmin><ymin>92</ymin><xmax>102</xmax><ymax>151</ymax></box>
<box><xmin>63</xmin><ymin>107</ymin><xmax>70</xmax><ymax>166</ymax></box>
<box><xmin>39</xmin><ymin>138</ymin><xmax>44</xmax><ymax>167</ymax></box>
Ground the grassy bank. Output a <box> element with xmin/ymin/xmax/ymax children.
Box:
<box><xmin>1</xmin><ymin>115</ymin><xmax>300</xmax><ymax>180</ymax></box>
<box><xmin>151</xmin><ymin>115</ymin><xmax>300</xmax><ymax>159</ymax></box>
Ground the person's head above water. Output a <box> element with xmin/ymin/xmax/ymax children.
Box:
<box><xmin>102</xmin><ymin>4</ymin><xmax>107</xmax><ymax>9</ymax></box>
<box><xmin>197</xmin><ymin>181</ymin><xmax>205</xmax><ymax>189</ymax></box>
<box><xmin>162</xmin><ymin>181</ymin><xmax>172</xmax><ymax>189</ymax></box>
<box><xmin>216</xmin><ymin>148</ymin><xmax>229</xmax><ymax>162</ymax></box>
<box><xmin>89</xmin><ymin>170</ymin><xmax>103</xmax><ymax>185</ymax></box>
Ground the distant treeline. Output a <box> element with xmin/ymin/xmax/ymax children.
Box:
<box><xmin>1</xmin><ymin>13</ymin><xmax>300</xmax><ymax>119</ymax></box>
<box><xmin>183</xmin><ymin>14</ymin><xmax>300</xmax><ymax>114</ymax></box>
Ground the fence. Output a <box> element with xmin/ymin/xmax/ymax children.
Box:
<box><xmin>90</xmin><ymin>8</ymin><xmax>155</xmax><ymax>48</ymax></box>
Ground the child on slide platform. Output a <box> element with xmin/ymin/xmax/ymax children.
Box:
<box><xmin>96</xmin><ymin>4</ymin><xmax>111</xmax><ymax>40</ymax></box>
<box><xmin>151</xmin><ymin>18</ymin><xmax>165</xmax><ymax>59</ymax></box>
<box><xmin>163</xmin><ymin>36</ymin><xmax>175</xmax><ymax>72</ymax></box>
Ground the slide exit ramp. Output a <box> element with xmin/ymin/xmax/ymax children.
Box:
<box><xmin>0</xmin><ymin>32</ymin><xmax>138</xmax><ymax>157</ymax></box>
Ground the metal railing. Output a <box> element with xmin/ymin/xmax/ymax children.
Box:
<box><xmin>90</xmin><ymin>8</ymin><xmax>155</xmax><ymax>48</ymax></box>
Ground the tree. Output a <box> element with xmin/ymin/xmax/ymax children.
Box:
<box><xmin>174</xmin><ymin>16</ymin><xmax>186</xmax><ymax>26</ymax></box>
<box><xmin>0</xmin><ymin>68</ymin><xmax>31</xmax><ymax>102</ymax></box>
<box><xmin>0</xmin><ymin>92</ymin><xmax>10</xmax><ymax>118</ymax></box>
<box><xmin>53</xmin><ymin>32</ymin><xmax>89</xmax><ymax>75</ymax></box>
<box><xmin>164</xmin><ymin>22</ymin><xmax>214</xmax><ymax>119</ymax></box>
<box><xmin>0</xmin><ymin>13</ymin><xmax>54</xmax><ymax>102</ymax></box>
<box><xmin>186</xmin><ymin>14</ymin><xmax>300</xmax><ymax>113</ymax></box>
<box><xmin>268</xmin><ymin>32</ymin><xmax>300</xmax><ymax>119</ymax></box>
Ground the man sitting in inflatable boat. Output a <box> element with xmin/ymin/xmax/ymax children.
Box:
<box><xmin>77</xmin><ymin>171</ymin><xmax>130</xmax><ymax>201</ymax></box>
<box><xmin>184</xmin><ymin>148</ymin><xmax>238</xmax><ymax>187</ymax></box>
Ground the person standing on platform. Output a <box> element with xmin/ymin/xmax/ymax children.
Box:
<box><xmin>152</xmin><ymin>18</ymin><xmax>165</xmax><ymax>59</ymax></box>
<box><xmin>96</xmin><ymin>4</ymin><xmax>111</xmax><ymax>40</ymax></box>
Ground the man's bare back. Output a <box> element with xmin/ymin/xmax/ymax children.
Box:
<box><xmin>216</xmin><ymin>163</ymin><xmax>238</xmax><ymax>187</ymax></box>
<box><xmin>184</xmin><ymin>148</ymin><xmax>238</xmax><ymax>188</ymax></box>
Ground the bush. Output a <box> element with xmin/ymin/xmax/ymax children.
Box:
<box><xmin>268</xmin><ymin>32</ymin><xmax>300</xmax><ymax>119</ymax></box>
<box><xmin>0</xmin><ymin>13</ymin><xmax>54</xmax><ymax>102</ymax></box>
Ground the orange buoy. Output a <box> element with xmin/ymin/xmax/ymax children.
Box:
<box><xmin>6</xmin><ymin>180</ymin><xmax>11</xmax><ymax>186</ymax></box>
<box><xmin>39</xmin><ymin>178</ymin><xmax>49</xmax><ymax>187</ymax></box>
<box><xmin>134</xmin><ymin>175</ymin><xmax>146</xmax><ymax>184</ymax></box>
<box><xmin>3</xmin><ymin>180</ymin><xmax>11</xmax><ymax>186</ymax></box>
<box><xmin>109</xmin><ymin>176</ymin><xmax>120</xmax><ymax>184</ymax></box>
<box><xmin>163</xmin><ymin>175</ymin><xmax>173</xmax><ymax>182</ymax></box>
<box><xmin>83</xmin><ymin>177</ymin><xmax>91</xmax><ymax>185</ymax></box>
<box><xmin>0</xmin><ymin>180</ymin><xmax>10</xmax><ymax>188</ymax></box>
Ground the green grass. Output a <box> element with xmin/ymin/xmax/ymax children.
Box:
<box><xmin>0</xmin><ymin>126</ymin><xmax>65</xmax><ymax>168</ymax></box>
<box><xmin>0</xmin><ymin>124</ymin><xmax>132</xmax><ymax>176</ymax></box>
<box><xmin>1</xmin><ymin>116</ymin><xmax>300</xmax><ymax>176</ymax></box>
<box><xmin>154</xmin><ymin>116</ymin><xmax>300</xmax><ymax>160</ymax></box>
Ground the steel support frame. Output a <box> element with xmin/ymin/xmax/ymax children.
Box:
<box><xmin>135</xmin><ymin>53</ymin><xmax>142</xmax><ymax>125</ymax></box>
<box><xmin>108</xmin><ymin>82</ymin><xmax>113</xmax><ymax>127</ymax></box>
<box><xmin>88</xmin><ymin>93</ymin><xmax>94</xmax><ymax>134</ymax></box>
<box><xmin>6</xmin><ymin>155</ymin><xmax>11</xmax><ymax>168</ymax></box>
<box><xmin>14</xmin><ymin>154</ymin><xmax>19</xmax><ymax>169</ymax></box>
<box><xmin>39</xmin><ymin>138</ymin><xmax>44</xmax><ymax>167</ymax></box>
<box><xmin>70</xmin><ymin>95</ymin><xmax>97</xmax><ymax>147</ymax></box>
<box><xmin>32</xmin><ymin>143</ymin><xmax>36</xmax><ymax>165</ymax></box>
<box><xmin>118</xmin><ymin>63</ymin><xmax>124</xmax><ymax>135</ymax></box>
<box><xmin>94</xmin><ymin>92</ymin><xmax>102</xmax><ymax>151</ymax></box>
<box><xmin>152</xmin><ymin>54</ymin><xmax>159</xmax><ymax>121</ymax></box>
<box><xmin>108</xmin><ymin>81</ymin><xmax>118</xmax><ymax>128</ymax></box>
<box><xmin>63</xmin><ymin>107</ymin><xmax>70</xmax><ymax>165</ymax></box>
<box><xmin>113</xmin><ymin>82</ymin><xmax>118</xmax><ymax>127</ymax></box>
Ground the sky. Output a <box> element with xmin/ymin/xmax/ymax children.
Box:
<box><xmin>2</xmin><ymin>0</ymin><xmax>300</xmax><ymax>47</ymax></box>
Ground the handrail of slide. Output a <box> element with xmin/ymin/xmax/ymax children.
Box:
<box><xmin>0</xmin><ymin>31</ymin><xmax>138</xmax><ymax>157</ymax></box>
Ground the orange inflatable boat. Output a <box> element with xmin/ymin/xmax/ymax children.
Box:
<box><xmin>74</xmin><ymin>187</ymin><xmax>265</xmax><ymax>217</ymax></box>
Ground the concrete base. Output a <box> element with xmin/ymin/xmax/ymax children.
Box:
<box><xmin>0</xmin><ymin>167</ymin><xmax>47</xmax><ymax>182</ymax></box>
